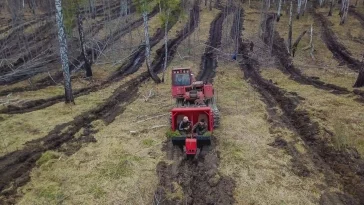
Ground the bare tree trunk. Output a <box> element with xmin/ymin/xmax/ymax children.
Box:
<box><xmin>77</xmin><ymin>7</ymin><xmax>92</xmax><ymax>77</ymax></box>
<box><xmin>288</xmin><ymin>1</ymin><xmax>293</xmax><ymax>54</ymax></box>
<box><xmin>292</xmin><ymin>30</ymin><xmax>307</xmax><ymax>56</ymax></box>
<box><xmin>89</xmin><ymin>0</ymin><xmax>96</xmax><ymax>19</ymax></box>
<box><xmin>205</xmin><ymin>0</ymin><xmax>208</xmax><ymax>6</ymax></box>
<box><xmin>297</xmin><ymin>0</ymin><xmax>302</xmax><ymax>19</ymax></box>
<box><xmin>340</xmin><ymin>0</ymin><xmax>349</xmax><ymax>25</ymax></box>
<box><xmin>162</xmin><ymin>10</ymin><xmax>170</xmax><ymax>83</ymax></box>
<box><xmin>354</xmin><ymin>54</ymin><xmax>364</xmax><ymax>87</ymax></box>
<box><xmin>302</xmin><ymin>0</ymin><xmax>307</xmax><ymax>16</ymax></box>
<box><xmin>209</xmin><ymin>0</ymin><xmax>212</xmax><ymax>10</ymax></box>
<box><xmin>142</xmin><ymin>11</ymin><xmax>161</xmax><ymax>83</ymax></box>
<box><xmin>328</xmin><ymin>0</ymin><xmax>334</xmax><ymax>16</ymax></box>
<box><xmin>55</xmin><ymin>0</ymin><xmax>74</xmax><ymax>103</ymax></box>
<box><xmin>277</xmin><ymin>0</ymin><xmax>282</xmax><ymax>21</ymax></box>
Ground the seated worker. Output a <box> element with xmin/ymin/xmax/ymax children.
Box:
<box><xmin>178</xmin><ymin>116</ymin><xmax>191</xmax><ymax>135</ymax></box>
<box><xmin>193</xmin><ymin>119</ymin><xmax>207</xmax><ymax>135</ymax></box>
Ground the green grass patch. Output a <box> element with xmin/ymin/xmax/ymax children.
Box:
<box><xmin>166</xmin><ymin>129</ymin><xmax>180</xmax><ymax>138</ymax></box>
<box><xmin>36</xmin><ymin>151</ymin><xmax>61</xmax><ymax>167</ymax></box>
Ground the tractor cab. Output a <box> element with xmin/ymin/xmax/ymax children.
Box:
<box><xmin>171</xmin><ymin>68</ymin><xmax>193</xmax><ymax>98</ymax></box>
<box><xmin>170</xmin><ymin>107</ymin><xmax>213</xmax><ymax>156</ymax></box>
<box><xmin>171</xmin><ymin>67</ymin><xmax>214</xmax><ymax>105</ymax></box>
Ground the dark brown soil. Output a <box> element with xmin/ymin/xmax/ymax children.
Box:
<box><xmin>240</xmin><ymin>13</ymin><xmax>364</xmax><ymax>204</ymax></box>
<box><xmin>315</xmin><ymin>12</ymin><xmax>362</xmax><ymax>72</ymax></box>
<box><xmin>197</xmin><ymin>8</ymin><xmax>232</xmax><ymax>82</ymax></box>
<box><xmin>155</xmin><ymin>138</ymin><xmax>235</xmax><ymax>205</ymax></box>
<box><xmin>0</xmin><ymin>4</ymin><xmax>200</xmax><ymax>203</ymax></box>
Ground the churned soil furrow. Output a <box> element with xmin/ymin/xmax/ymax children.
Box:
<box><xmin>240</xmin><ymin>17</ymin><xmax>364</xmax><ymax>204</ymax></box>
<box><xmin>315</xmin><ymin>12</ymin><xmax>362</xmax><ymax>72</ymax></box>
<box><xmin>350</xmin><ymin>7</ymin><xmax>364</xmax><ymax>27</ymax></box>
<box><xmin>0</xmin><ymin>6</ymin><xmax>200</xmax><ymax>203</ymax></box>
<box><xmin>261</xmin><ymin>15</ymin><xmax>364</xmax><ymax>101</ymax></box>
<box><xmin>154</xmin><ymin>5</ymin><xmax>236</xmax><ymax>205</ymax></box>
<box><xmin>197</xmin><ymin>10</ymin><xmax>227</xmax><ymax>83</ymax></box>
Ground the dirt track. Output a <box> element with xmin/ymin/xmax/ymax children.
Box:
<box><xmin>0</xmin><ymin>4</ymin><xmax>201</xmax><ymax>203</ymax></box>
<box><xmin>154</xmin><ymin>6</ymin><xmax>237</xmax><ymax>205</ymax></box>
<box><xmin>267</xmin><ymin>23</ymin><xmax>364</xmax><ymax>101</ymax></box>
<box><xmin>241</xmin><ymin>13</ymin><xmax>364</xmax><ymax>205</ymax></box>
<box><xmin>315</xmin><ymin>12</ymin><xmax>362</xmax><ymax>72</ymax></box>
<box><xmin>197</xmin><ymin>9</ymin><xmax>231</xmax><ymax>83</ymax></box>
<box><xmin>350</xmin><ymin>7</ymin><xmax>364</xmax><ymax>27</ymax></box>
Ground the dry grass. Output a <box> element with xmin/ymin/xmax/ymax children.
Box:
<box><xmin>214</xmin><ymin>63</ymin><xmax>322</xmax><ymax>205</ymax></box>
<box><xmin>261</xmin><ymin>68</ymin><xmax>364</xmax><ymax>155</ymax></box>
<box><xmin>17</xmin><ymin>4</ymin><xmax>219</xmax><ymax>204</ymax></box>
<box><xmin>318</xmin><ymin>8</ymin><xmax>364</xmax><ymax>60</ymax></box>
<box><xmin>0</xmin><ymin>73</ymin><xmax>137</xmax><ymax>157</ymax></box>
<box><xmin>271</xmin><ymin>7</ymin><xmax>360</xmax><ymax>91</ymax></box>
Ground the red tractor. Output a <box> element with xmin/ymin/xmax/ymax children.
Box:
<box><xmin>169</xmin><ymin>67</ymin><xmax>220</xmax><ymax>158</ymax></box>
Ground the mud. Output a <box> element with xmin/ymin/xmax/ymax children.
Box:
<box><xmin>0</xmin><ymin>4</ymin><xmax>200</xmax><ymax>203</ymax></box>
<box><xmin>197</xmin><ymin>9</ymin><xmax>230</xmax><ymax>83</ymax></box>
<box><xmin>240</xmin><ymin>13</ymin><xmax>364</xmax><ymax>204</ymax></box>
<box><xmin>155</xmin><ymin>138</ymin><xmax>235</xmax><ymax>205</ymax></box>
<box><xmin>315</xmin><ymin>12</ymin><xmax>362</xmax><ymax>72</ymax></box>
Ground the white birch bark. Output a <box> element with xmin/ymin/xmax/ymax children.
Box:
<box><xmin>55</xmin><ymin>0</ymin><xmax>74</xmax><ymax>103</ymax></box>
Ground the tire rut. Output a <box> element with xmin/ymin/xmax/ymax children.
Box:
<box><xmin>197</xmin><ymin>9</ymin><xmax>230</xmax><ymax>83</ymax></box>
<box><xmin>260</xmin><ymin>14</ymin><xmax>364</xmax><ymax>102</ymax></box>
<box><xmin>241</xmin><ymin>13</ymin><xmax>364</xmax><ymax>205</ymax></box>
<box><xmin>315</xmin><ymin>12</ymin><xmax>362</xmax><ymax>72</ymax></box>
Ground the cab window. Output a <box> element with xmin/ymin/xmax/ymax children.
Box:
<box><xmin>173</xmin><ymin>73</ymin><xmax>191</xmax><ymax>86</ymax></box>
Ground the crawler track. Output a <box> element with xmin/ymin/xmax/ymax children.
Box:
<box><xmin>0</xmin><ymin>5</ymin><xmax>200</xmax><ymax>203</ymax></box>
<box><xmin>241</xmin><ymin>13</ymin><xmax>364</xmax><ymax>205</ymax></box>
<box><xmin>315</xmin><ymin>12</ymin><xmax>362</xmax><ymax>72</ymax></box>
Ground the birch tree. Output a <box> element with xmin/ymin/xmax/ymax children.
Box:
<box><xmin>297</xmin><ymin>0</ymin><xmax>302</xmax><ymax>19</ymax></box>
<box><xmin>340</xmin><ymin>0</ymin><xmax>350</xmax><ymax>25</ymax></box>
<box><xmin>55</xmin><ymin>0</ymin><xmax>74</xmax><ymax>103</ymax></box>
<box><xmin>159</xmin><ymin>0</ymin><xmax>180</xmax><ymax>82</ymax></box>
<box><xmin>288</xmin><ymin>1</ymin><xmax>293</xmax><ymax>54</ymax></box>
<box><xmin>277</xmin><ymin>0</ymin><xmax>282</xmax><ymax>22</ymax></box>
<box><xmin>136</xmin><ymin>0</ymin><xmax>162</xmax><ymax>83</ymax></box>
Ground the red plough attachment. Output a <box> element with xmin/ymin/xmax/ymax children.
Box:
<box><xmin>170</xmin><ymin>107</ymin><xmax>213</xmax><ymax>158</ymax></box>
